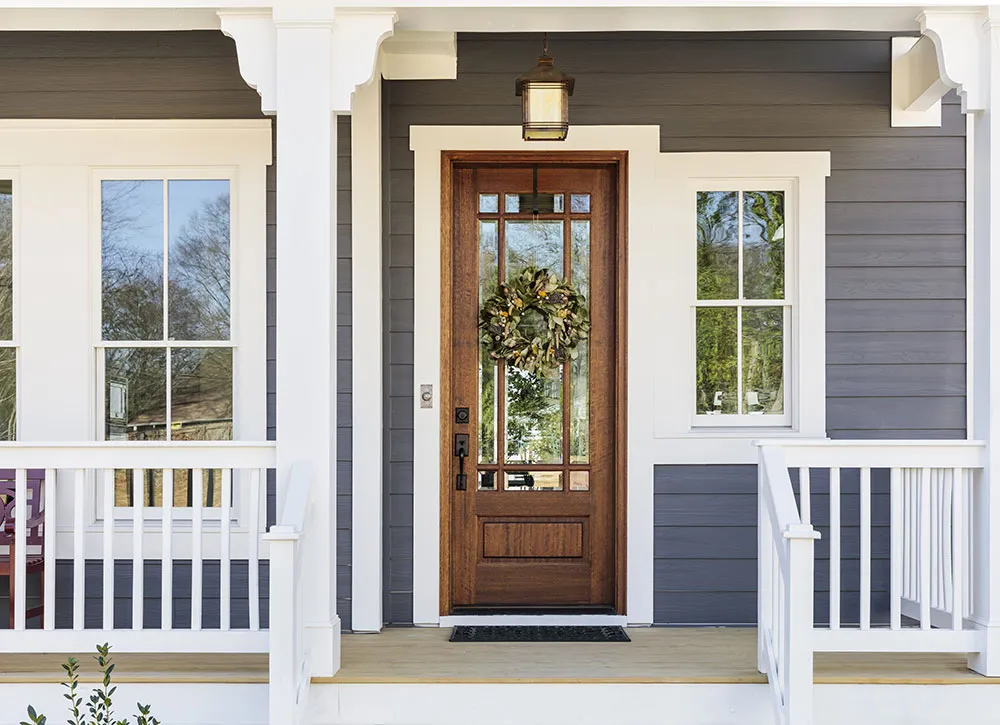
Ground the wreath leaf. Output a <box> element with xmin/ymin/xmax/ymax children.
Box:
<box><xmin>479</xmin><ymin>266</ymin><xmax>590</xmax><ymax>374</ymax></box>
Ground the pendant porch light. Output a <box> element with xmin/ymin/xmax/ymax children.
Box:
<box><xmin>515</xmin><ymin>34</ymin><xmax>575</xmax><ymax>141</ymax></box>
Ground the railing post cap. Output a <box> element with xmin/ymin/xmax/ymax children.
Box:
<box><xmin>784</xmin><ymin>523</ymin><xmax>821</xmax><ymax>540</ymax></box>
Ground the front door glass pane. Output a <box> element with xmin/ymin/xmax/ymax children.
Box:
<box><xmin>506</xmin><ymin>366</ymin><xmax>562</xmax><ymax>464</ymax></box>
<box><xmin>569</xmin><ymin>220</ymin><xmax>590</xmax><ymax>463</ymax></box>
<box><xmin>479</xmin><ymin>220</ymin><xmax>499</xmax><ymax>463</ymax></box>
<box><xmin>506</xmin><ymin>220</ymin><xmax>563</xmax><ymax>278</ymax></box>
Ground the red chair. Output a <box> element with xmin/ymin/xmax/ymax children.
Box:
<box><xmin>0</xmin><ymin>470</ymin><xmax>46</xmax><ymax>628</ymax></box>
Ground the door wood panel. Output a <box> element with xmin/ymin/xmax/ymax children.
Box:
<box><xmin>441</xmin><ymin>153</ymin><xmax>627</xmax><ymax>612</ymax></box>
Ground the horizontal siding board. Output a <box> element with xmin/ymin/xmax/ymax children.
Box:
<box><xmin>826</xmin><ymin>202</ymin><xmax>966</xmax><ymax>235</ymax></box>
<box><xmin>827</xmin><ymin>300</ymin><xmax>966</xmax><ymax>332</ymax></box>
<box><xmin>826</xmin><ymin>267</ymin><xmax>965</xmax><ymax>300</ymax></box>
<box><xmin>827</xmin><ymin>364</ymin><xmax>966</xmax><ymax>397</ymax></box>
<box><xmin>392</xmin><ymin>72</ymin><xmax>889</xmax><ymax>107</ymax></box>
<box><xmin>827</xmin><ymin>331</ymin><xmax>966</xmax><ymax>364</ymax></box>
<box><xmin>827</xmin><ymin>396</ymin><xmax>966</xmax><ymax>431</ymax></box>
<box><xmin>827</xmin><ymin>236</ymin><xmax>966</xmax><ymax>267</ymax></box>
<box><xmin>826</xmin><ymin>170</ymin><xmax>967</xmax><ymax>202</ymax></box>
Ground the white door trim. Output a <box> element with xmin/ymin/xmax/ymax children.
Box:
<box><xmin>409</xmin><ymin>125</ymin><xmax>660</xmax><ymax>626</ymax></box>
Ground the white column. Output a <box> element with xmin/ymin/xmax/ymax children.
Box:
<box><xmin>969</xmin><ymin>14</ymin><xmax>1000</xmax><ymax>677</ymax></box>
<box><xmin>351</xmin><ymin>68</ymin><xmax>384</xmax><ymax>633</ymax></box>
<box><xmin>274</xmin><ymin>12</ymin><xmax>340</xmax><ymax>676</ymax></box>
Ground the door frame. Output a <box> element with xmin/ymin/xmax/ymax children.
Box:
<box><xmin>438</xmin><ymin>150</ymin><xmax>629</xmax><ymax>616</ymax></box>
<box><xmin>409</xmin><ymin>125</ymin><xmax>660</xmax><ymax>626</ymax></box>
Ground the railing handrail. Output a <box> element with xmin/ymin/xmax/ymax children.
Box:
<box><xmin>759</xmin><ymin>445</ymin><xmax>804</xmax><ymax>533</ymax></box>
<box><xmin>757</xmin><ymin>439</ymin><xmax>986</xmax><ymax>469</ymax></box>
<box><xmin>0</xmin><ymin>441</ymin><xmax>276</xmax><ymax>469</ymax></box>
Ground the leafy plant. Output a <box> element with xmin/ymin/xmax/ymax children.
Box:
<box><xmin>21</xmin><ymin>643</ymin><xmax>159</xmax><ymax>725</ymax></box>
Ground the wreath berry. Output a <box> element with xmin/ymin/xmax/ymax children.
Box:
<box><xmin>479</xmin><ymin>266</ymin><xmax>591</xmax><ymax>374</ymax></box>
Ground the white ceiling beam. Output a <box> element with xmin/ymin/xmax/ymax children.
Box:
<box><xmin>381</xmin><ymin>31</ymin><xmax>457</xmax><ymax>81</ymax></box>
<box><xmin>891</xmin><ymin>36</ymin><xmax>945</xmax><ymax>127</ymax></box>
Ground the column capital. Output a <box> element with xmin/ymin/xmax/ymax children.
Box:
<box><xmin>219</xmin><ymin>7</ymin><xmax>397</xmax><ymax>116</ymax></box>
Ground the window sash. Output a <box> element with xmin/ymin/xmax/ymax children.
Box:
<box><xmin>692</xmin><ymin>182</ymin><xmax>793</xmax><ymax>428</ymax></box>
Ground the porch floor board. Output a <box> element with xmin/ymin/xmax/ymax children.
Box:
<box><xmin>0</xmin><ymin>653</ymin><xmax>268</xmax><ymax>684</ymax></box>
<box><xmin>319</xmin><ymin>627</ymin><xmax>1000</xmax><ymax>685</ymax></box>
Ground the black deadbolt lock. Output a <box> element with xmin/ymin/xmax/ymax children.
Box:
<box><xmin>455</xmin><ymin>407</ymin><xmax>470</xmax><ymax>425</ymax></box>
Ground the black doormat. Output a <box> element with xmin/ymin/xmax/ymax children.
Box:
<box><xmin>449</xmin><ymin>625</ymin><xmax>630</xmax><ymax>643</ymax></box>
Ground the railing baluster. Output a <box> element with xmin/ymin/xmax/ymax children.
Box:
<box><xmin>73</xmin><ymin>468</ymin><xmax>85</xmax><ymax>631</ymax></box>
<box><xmin>952</xmin><ymin>467</ymin><xmax>965</xmax><ymax>631</ymax></box>
<box><xmin>799</xmin><ymin>467</ymin><xmax>811</xmax><ymax>524</ymax></box>
<box><xmin>13</xmin><ymin>468</ymin><xmax>27</xmax><ymax>630</ymax></box>
<box><xmin>221</xmin><ymin>468</ymin><xmax>232</xmax><ymax>631</ymax></box>
<box><xmin>929</xmin><ymin>469</ymin><xmax>939</xmax><ymax>611</ymax></box>
<box><xmin>192</xmin><ymin>468</ymin><xmax>203</xmax><ymax>631</ymax></box>
<box><xmin>830</xmin><ymin>467</ymin><xmax>841</xmax><ymax>629</ymax></box>
<box><xmin>162</xmin><ymin>469</ymin><xmax>173</xmax><ymax>631</ymax></box>
<box><xmin>860</xmin><ymin>466</ymin><xmax>871</xmax><ymax>630</ymax></box>
<box><xmin>920</xmin><ymin>467</ymin><xmax>932</xmax><ymax>629</ymax></box>
<box><xmin>248</xmin><ymin>467</ymin><xmax>261</xmax><ymax>631</ymax></box>
<box><xmin>102</xmin><ymin>469</ymin><xmax>114</xmax><ymax>629</ymax></box>
<box><xmin>132</xmin><ymin>468</ymin><xmax>144</xmax><ymax>630</ymax></box>
<box><xmin>905</xmin><ymin>469</ymin><xmax>915</xmax><ymax>601</ymax></box>
<box><xmin>890</xmin><ymin>467</ymin><xmax>902</xmax><ymax>630</ymax></box>
<box><xmin>941</xmin><ymin>469</ymin><xmax>953</xmax><ymax>615</ymax></box>
<box><xmin>43</xmin><ymin>468</ymin><xmax>56</xmax><ymax>630</ymax></box>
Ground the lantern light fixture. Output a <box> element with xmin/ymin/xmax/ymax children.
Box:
<box><xmin>515</xmin><ymin>34</ymin><xmax>575</xmax><ymax>141</ymax></box>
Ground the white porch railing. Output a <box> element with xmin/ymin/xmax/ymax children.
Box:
<box><xmin>757</xmin><ymin>439</ymin><xmax>987</xmax><ymax>725</ymax></box>
<box><xmin>757</xmin><ymin>444</ymin><xmax>820</xmax><ymax>725</ymax></box>
<box><xmin>264</xmin><ymin>462</ymin><xmax>312</xmax><ymax>725</ymax></box>
<box><xmin>0</xmin><ymin>441</ymin><xmax>275</xmax><ymax>653</ymax></box>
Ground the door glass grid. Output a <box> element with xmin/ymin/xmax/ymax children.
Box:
<box><xmin>476</xmin><ymin>188</ymin><xmax>592</xmax><ymax>493</ymax></box>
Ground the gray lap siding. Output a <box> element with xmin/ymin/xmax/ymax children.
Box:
<box><xmin>385</xmin><ymin>32</ymin><xmax>966</xmax><ymax>625</ymax></box>
<box><xmin>0</xmin><ymin>31</ymin><xmax>354</xmax><ymax>629</ymax></box>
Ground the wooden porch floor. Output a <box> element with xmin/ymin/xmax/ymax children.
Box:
<box><xmin>2</xmin><ymin>628</ymin><xmax>996</xmax><ymax>686</ymax></box>
<box><xmin>319</xmin><ymin>627</ymin><xmax>1000</xmax><ymax>685</ymax></box>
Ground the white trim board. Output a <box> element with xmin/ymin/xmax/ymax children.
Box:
<box><xmin>439</xmin><ymin>615</ymin><xmax>629</xmax><ymax>627</ymax></box>
<box><xmin>409</xmin><ymin>125</ymin><xmax>832</xmax><ymax>628</ymax></box>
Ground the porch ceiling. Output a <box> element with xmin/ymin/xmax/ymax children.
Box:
<box><xmin>318</xmin><ymin>627</ymin><xmax>997</xmax><ymax>686</ymax></box>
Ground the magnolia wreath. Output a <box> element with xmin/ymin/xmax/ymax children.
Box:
<box><xmin>479</xmin><ymin>266</ymin><xmax>591</xmax><ymax>374</ymax></box>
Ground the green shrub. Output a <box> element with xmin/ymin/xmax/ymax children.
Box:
<box><xmin>21</xmin><ymin>643</ymin><xmax>159</xmax><ymax>725</ymax></box>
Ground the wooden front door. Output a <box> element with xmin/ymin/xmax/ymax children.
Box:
<box><xmin>444</xmin><ymin>155</ymin><xmax>625</xmax><ymax>612</ymax></box>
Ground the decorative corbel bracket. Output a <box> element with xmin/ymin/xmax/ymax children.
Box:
<box><xmin>219</xmin><ymin>9</ymin><xmax>278</xmax><ymax>116</ymax></box>
<box><xmin>331</xmin><ymin>10</ymin><xmax>398</xmax><ymax>113</ymax></box>
<box><xmin>919</xmin><ymin>8</ymin><xmax>988</xmax><ymax>114</ymax></box>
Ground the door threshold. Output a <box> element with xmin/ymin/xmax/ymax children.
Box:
<box><xmin>439</xmin><ymin>614</ymin><xmax>628</xmax><ymax>627</ymax></box>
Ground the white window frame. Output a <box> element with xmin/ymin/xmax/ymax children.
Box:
<box><xmin>654</xmin><ymin>152</ymin><xmax>830</xmax><ymax>440</ymax></box>
<box><xmin>0</xmin><ymin>168</ymin><xmax>19</xmax><ymax>441</ymax></box>
<box><xmin>93</xmin><ymin>166</ymin><xmax>263</xmax><ymax>521</ymax></box>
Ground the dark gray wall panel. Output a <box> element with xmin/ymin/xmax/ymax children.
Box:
<box><xmin>385</xmin><ymin>32</ymin><xmax>966</xmax><ymax>624</ymax></box>
<box><xmin>0</xmin><ymin>32</ymin><xmax>355</xmax><ymax>630</ymax></box>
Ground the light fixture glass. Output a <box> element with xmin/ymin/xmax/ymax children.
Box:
<box><xmin>515</xmin><ymin>34</ymin><xmax>575</xmax><ymax>141</ymax></box>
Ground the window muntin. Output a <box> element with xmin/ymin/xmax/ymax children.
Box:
<box><xmin>0</xmin><ymin>179</ymin><xmax>14</xmax><ymax>440</ymax></box>
<box><xmin>100</xmin><ymin>176</ymin><xmax>234</xmax><ymax>507</ymax></box>
<box><xmin>694</xmin><ymin>188</ymin><xmax>789</xmax><ymax>425</ymax></box>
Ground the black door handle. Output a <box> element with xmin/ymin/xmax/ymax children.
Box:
<box><xmin>455</xmin><ymin>434</ymin><xmax>469</xmax><ymax>490</ymax></box>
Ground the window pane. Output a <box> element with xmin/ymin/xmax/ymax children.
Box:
<box><xmin>0</xmin><ymin>180</ymin><xmax>12</xmax><ymax>341</ymax></box>
<box><xmin>102</xmin><ymin>181</ymin><xmax>164</xmax><ymax>341</ymax></box>
<box><xmin>479</xmin><ymin>193</ymin><xmax>499</xmax><ymax>213</ymax></box>
<box><xmin>697</xmin><ymin>191</ymin><xmax>739</xmax><ymax>300</ymax></box>
<box><xmin>170</xmin><ymin>347</ymin><xmax>233</xmax><ymax>441</ymax></box>
<box><xmin>0</xmin><ymin>348</ymin><xmax>15</xmax><ymax>441</ymax></box>
<box><xmin>114</xmin><ymin>468</ymin><xmax>224</xmax><ymax>508</ymax></box>
<box><xmin>570</xmin><ymin>194</ymin><xmax>590</xmax><ymax>213</ymax></box>
<box><xmin>105</xmin><ymin>347</ymin><xmax>167</xmax><ymax>440</ymax></box>
<box><xmin>696</xmin><ymin>307</ymin><xmax>738</xmax><ymax>415</ymax></box>
<box><xmin>168</xmin><ymin>180</ymin><xmax>231</xmax><ymax>341</ymax></box>
<box><xmin>506</xmin><ymin>366</ymin><xmax>562</xmax><ymax>464</ymax></box>
<box><xmin>505</xmin><ymin>471</ymin><xmax>563</xmax><ymax>491</ymax></box>
<box><xmin>479</xmin><ymin>220</ymin><xmax>498</xmax><ymax>464</ymax></box>
<box><xmin>743</xmin><ymin>307</ymin><xmax>784</xmax><ymax>415</ymax></box>
<box><xmin>506</xmin><ymin>220</ymin><xmax>564</xmax><ymax>279</ymax></box>
<box><xmin>743</xmin><ymin>191</ymin><xmax>785</xmax><ymax>300</ymax></box>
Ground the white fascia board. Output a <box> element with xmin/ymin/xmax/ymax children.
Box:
<box><xmin>382</xmin><ymin>31</ymin><xmax>457</xmax><ymax>81</ymax></box>
<box><xmin>0</xmin><ymin>4</ymin><xmax>922</xmax><ymax>34</ymax></box>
